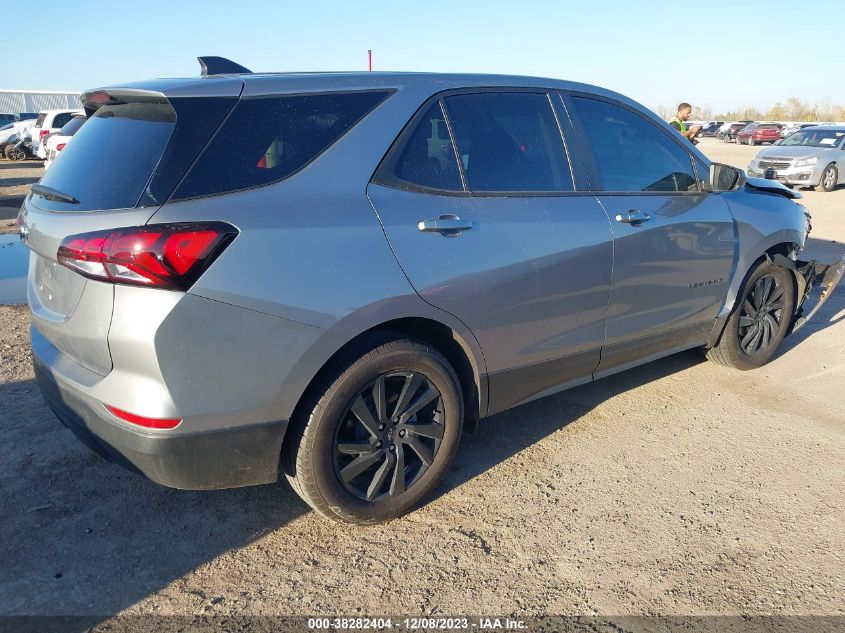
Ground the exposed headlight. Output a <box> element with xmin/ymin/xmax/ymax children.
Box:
<box><xmin>795</xmin><ymin>156</ymin><xmax>818</xmax><ymax>168</ymax></box>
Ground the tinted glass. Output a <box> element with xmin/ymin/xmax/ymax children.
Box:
<box><xmin>35</xmin><ymin>113</ymin><xmax>46</xmax><ymax>127</ymax></box>
<box><xmin>58</xmin><ymin>116</ymin><xmax>84</xmax><ymax>136</ymax></box>
<box><xmin>572</xmin><ymin>97</ymin><xmax>696</xmax><ymax>192</ymax></box>
<box><xmin>175</xmin><ymin>91</ymin><xmax>390</xmax><ymax>200</ymax></box>
<box><xmin>443</xmin><ymin>92</ymin><xmax>572</xmax><ymax>192</ymax></box>
<box><xmin>37</xmin><ymin>99</ymin><xmax>176</xmax><ymax>211</ymax></box>
<box><xmin>377</xmin><ymin>101</ymin><xmax>462</xmax><ymax>192</ymax></box>
<box><xmin>52</xmin><ymin>112</ymin><xmax>73</xmax><ymax>128</ymax></box>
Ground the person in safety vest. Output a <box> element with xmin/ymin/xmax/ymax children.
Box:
<box><xmin>669</xmin><ymin>103</ymin><xmax>701</xmax><ymax>143</ymax></box>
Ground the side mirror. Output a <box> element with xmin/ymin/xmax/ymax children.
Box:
<box><xmin>703</xmin><ymin>163</ymin><xmax>747</xmax><ymax>192</ymax></box>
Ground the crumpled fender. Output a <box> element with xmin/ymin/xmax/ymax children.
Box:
<box><xmin>772</xmin><ymin>253</ymin><xmax>845</xmax><ymax>334</ymax></box>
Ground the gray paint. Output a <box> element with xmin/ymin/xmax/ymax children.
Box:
<box><xmin>20</xmin><ymin>70</ymin><xmax>814</xmax><ymax>490</ymax></box>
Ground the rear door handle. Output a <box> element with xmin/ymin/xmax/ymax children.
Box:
<box><xmin>615</xmin><ymin>209</ymin><xmax>651</xmax><ymax>226</ymax></box>
<box><xmin>418</xmin><ymin>214</ymin><xmax>474</xmax><ymax>236</ymax></box>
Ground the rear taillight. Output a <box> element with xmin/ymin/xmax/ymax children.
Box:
<box><xmin>57</xmin><ymin>222</ymin><xmax>238</xmax><ymax>290</ymax></box>
<box><xmin>56</xmin><ymin>143</ymin><xmax>66</xmax><ymax>151</ymax></box>
<box><xmin>39</xmin><ymin>129</ymin><xmax>50</xmax><ymax>140</ymax></box>
<box><xmin>105</xmin><ymin>405</ymin><xmax>181</xmax><ymax>429</ymax></box>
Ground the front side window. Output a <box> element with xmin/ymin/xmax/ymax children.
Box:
<box><xmin>53</xmin><ymin>112</ymin><xmax>74</xmax><ymax>128</ymax></box>
<box><xmin>443</xmin><ymin>92</ymin><xmax>572</xmax><ymax>192</ymax></box>
<box><xmin>174</xmin><ymin>90</ymin><xmax>391</xmax><ymax>200</ymax></box>
<box><xmin>571</xmin><ymin>96</ymin><xmax>697</xmax><ymax>192</ymax></box>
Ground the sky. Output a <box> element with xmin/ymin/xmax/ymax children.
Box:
<box><xmin>3</xmin><ymin>0</ymin><xmax>841</xmax><ymax>114</ymax></box>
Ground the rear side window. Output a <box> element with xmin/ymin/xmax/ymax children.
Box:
<box><xmin>372</xmin><ymin>101</ymin><xmax>463</xmax><ymax>192</ymax></box>
<box><xmin>35</xmin><ymin>113</ymin><xmax>47</xmax><ymax>127</ymax></box>
<box><xmin>174</xmin><ymin>90</ymin><xmax>391</xmax><ymax>200</ymax></box>
<box><xmin>443</xmin><ymin>92</ymin><xmax>572</xmax><ymax>192</ymax></box>
<box><xmin>571</xmin><ymin>96</ymin><xmax>697</xmax><ymax>192</ymax></box>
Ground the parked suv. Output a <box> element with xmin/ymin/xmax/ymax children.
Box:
<box><xmin>43</xmin><ymin>114</ymin><xmax>85</xmax><ymax>171</ymax></box>
<box><xmin>31</xmin><ymin>108</ymin><xmax>84</xmax><ymax>158</ymax></box>
<box><xmin>736</xmin><ymin>122</ymin><xmax>781</xmax><ymax>145</ymax></box>
<box><xmin>21</xmin><ymin>59</ymin><xmax>843</xmax><ymax>524</ymax></box>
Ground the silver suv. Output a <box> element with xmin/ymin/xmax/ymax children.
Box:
<box><xmin>21</xmin><ymin>58</ymin><xmax>843</xmax><ymax>524</ymax></box>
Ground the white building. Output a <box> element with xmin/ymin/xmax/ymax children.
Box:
<box><xmin>0</xmin><ymin>89</ymin><xmax>81</xmax><ymax>114</ymax></box>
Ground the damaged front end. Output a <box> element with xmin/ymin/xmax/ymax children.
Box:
<box><xmin>772</xmin><ymin>253</ymin><xmax>845</xmax><ymax>334</ymax></box>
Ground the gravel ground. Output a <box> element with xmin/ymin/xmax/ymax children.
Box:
<box><xmin>0</xmin><ymin>159</ymin><xmax>40</xmax><ymax>233</ymax></box>
<box><xmin>0</xmin><ymin>139</ymin><xmax>843</xmax><ymax>626</ymax></box>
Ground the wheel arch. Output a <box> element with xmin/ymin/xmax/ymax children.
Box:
<box><xmin>280</xmin><ymin>313</ymin><xmax>488</xmax><ymax>454</ymax></box>
<box><xmin>706</xmin><ymin>239</ymin><xmax>801</xmax><ymax>347</ymax></box>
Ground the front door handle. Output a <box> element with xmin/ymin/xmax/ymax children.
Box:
<box><xmin>418</xmin><ymin>214</ymin><xmax>474</xmax><ymax>236</ymax></box>
<box><xmin>615</xmin><ymin>209</ymin><xmax>651</xmax><ymax>226</ymax></box>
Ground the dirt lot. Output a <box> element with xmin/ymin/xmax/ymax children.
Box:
<box><xmin>0</xmin><ymin>158</ymin><xmax>39</xmax><ymax>233</ymax></box>
<box><xmin>0</xmin><ymin>139</ymin><xmax>843</xmax><ymax>625</ymax></box>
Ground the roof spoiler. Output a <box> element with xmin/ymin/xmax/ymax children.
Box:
<box><xmin>198</xmin><ymin>56</ymin><xmax>252</xmax><ymax>76</ymax></box>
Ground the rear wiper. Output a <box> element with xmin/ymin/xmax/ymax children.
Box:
<box><xmin>31</xmin><ymin>184</ymin><xmax>79</xmax><ymax>205</ymax></box>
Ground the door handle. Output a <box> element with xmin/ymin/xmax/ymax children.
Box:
<box><xmin>417</xmin><ymin>214</ymin><xmax>474</xmax><ymax>236</ymax></box>
<box><xmin>615</xmin><ymin>209</ymin><xmax>651</xmax><ymax>226</ymax></box>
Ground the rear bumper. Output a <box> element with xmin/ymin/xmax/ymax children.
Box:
<box><xmin>33</xmin><ymin>352</ymin><xmax>287</xmax><ymax>490</ymax></box>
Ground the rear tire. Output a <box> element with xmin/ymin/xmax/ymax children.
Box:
<box><xmin>283</xmin><ymin>335</ymin><xmax>463</xmax><ymax>524</ymax></box>
<box><xmin>706</xmin><ymin>259</ymin><xmax>796</xmax><ymax>370</ymax></box>
<box><xmin>5</xmin><ymin>146</ymin><xmax>25</xmax><ymax>161</ymax></box>
<box><xmin>815</xmin><ymin>163</ymin><xmax>838</xmax><ymax>192</ymax></box>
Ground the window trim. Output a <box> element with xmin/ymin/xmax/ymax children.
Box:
<box><xmin>371</xmin><ymin>87</ymin><xmax>579</xmax><ymax>197</ymax></box>
<box><xmin>169</xmin><ymin>88</ymin><xmax>397</xmax><ymax>203</ymax></box>
<box><xmin>563</xmin><ymin>91</ymin><xmax>707</xmax><ymax>196</ymax></box>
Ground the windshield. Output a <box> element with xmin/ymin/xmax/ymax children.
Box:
<box><xmin>781</xmin><ymin>129</ymin><xmax>845</xmax><ymax>148</ymax></box>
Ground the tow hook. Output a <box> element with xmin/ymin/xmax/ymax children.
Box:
<box><xmin>772</xmin><ymin>253</ymin><xmax>845</xmax><ymax>334</ymax></box>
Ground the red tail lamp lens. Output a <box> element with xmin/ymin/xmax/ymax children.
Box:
<box><xmin>57</xmin><ymin>222</ymin><xmax>237</xmax><ymax>290</ymax></box>
<box><xmin>105</xmin><ymin>405</ymin><xmax>181</xmax><ymax>429</ymax></box>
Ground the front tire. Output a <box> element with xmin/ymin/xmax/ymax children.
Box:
<box><xmin>707</xmin><ymin>259</ymin><xmax>796</xmax><ymax>370</ymax></box>
<box><xmin>284</xmin><ymin>335</ymin><xmax>464</xmax><ymax>524</ymax></box>
<box><xmin>815</xmin><ymin>163</ymin><xmax>838</xmax><ymax>192</ymax></box>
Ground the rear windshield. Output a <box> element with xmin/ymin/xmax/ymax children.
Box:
<box><xmin>759</xmin><ymin>124</ymin><xmax>779</xmax><ymax>130</ymax></box>
<box><xmin>34</xmin><ymin>113</ymin><xmax>47</xmax><ymax>127</ymax></box>
<box><xmin>37</xmin><ymin>99</ymin><xmax>176</xmax><ymax>211</ymax></box>
<box><xmin>58</xmin><ymin>116</ymin><xmax>85</xmax><ymax>136</ymax></box>
<box><xmin>33</xmin><ymin>96</ymin><xmax>234</xmax><ymax>212</ymax></box>
<box><xmin>173</xmin><ymin>90</ymin><xmax>392</xmax><ymax>200</ymax></box>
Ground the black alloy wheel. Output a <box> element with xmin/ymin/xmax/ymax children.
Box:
<box><xmin>333</xmin><ymin>371</ymin><xmax>445</xmax><ymax>501</ymax></box>
<box><xmin>737</xmin><ymin>274</ymin><xmax>784</xmax><ymax>356</ymax></box>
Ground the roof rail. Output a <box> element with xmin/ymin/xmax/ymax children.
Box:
<box><xmin>197</xmin><ymin>56</ymin><xmax>252</xmax><ymax>76</ymax></box>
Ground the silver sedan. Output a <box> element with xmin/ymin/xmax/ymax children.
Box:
<box><xmin>748</xmin><ymin>125</ymin><xmax>845</xmax><ymax>192</ymax></box>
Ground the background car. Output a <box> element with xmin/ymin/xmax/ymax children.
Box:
<box><xmin>31</xmin><ymin>108</ymin><xmax>84</xmax><ymax>159</ymax></box>
<box><xmin>748</xmin><ymin>125</ymin><xmax>845</xmax><ymax>191</ymax></box>
<box><xmin>721</xmin><ymin>121</ymin><xmax>753</xmax><ymax>142</ymax></box>
<box><xmin>699</xmin><ymin>121</ymin><xmax>725</xmax><ymax>137</ymax></box>
<box><xmin>781</xmin><ymin>123</ymin><xmax>817</xmax><ymax>139</ymax></box>
<box><xmin>43</xmin><ymin>114</ymin><xmax>86</xmax><ymax>170</ymax></box>
<box><xmin>0</xmin><ymin>119</ymin><xmax>36</xmax><ymax>158</ymax></box>
<box><xmin>736</xmin><ymin>122</ymin><xmax>781</xmax><ymax>145</ymax></box>
<box><xmin>0</xmin><ymin>113</ymin><xmax>16</xmax><ymax>124</ymax></box>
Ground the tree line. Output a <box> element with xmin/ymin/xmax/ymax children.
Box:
<box><xmin>652</xmin><ymin>97</ymin><xmax>845</xmax><ymax>122</ymax></box>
